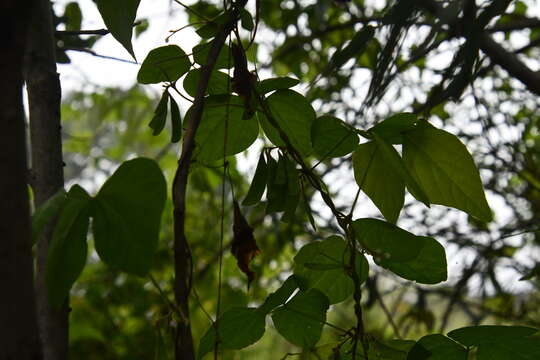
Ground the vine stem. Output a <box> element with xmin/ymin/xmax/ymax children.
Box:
<box><xmin>171</xmin><ymin>2</ymin><xmax>248</xmax><ymax>359</ymax></box>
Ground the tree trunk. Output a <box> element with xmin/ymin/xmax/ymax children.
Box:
<box><xmin>0</xmin><ymin>0</ymin><xmax>43</xmax><ymax>359</ymax></box>
<box><xmin>24</xmin><ymin>0</ymin><xmax>68</xmax><ymax>359</ymax></box>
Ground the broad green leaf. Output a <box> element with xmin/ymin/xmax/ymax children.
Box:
<box><xmin>266</xmin><ymin>154</ymin><xmax>289</xmax><ymax>213</ymax></box>
<box><xmin>240</xmin><ymin>9</ymin><xmax>254</xmax><ymax>31</ymax></box>
<box><xmin>189</xmin><ymin>95</ymin><xmax>259</xmax><ymax>163</ymax></box>
<box><xmin>476</xmin><ymin>337</ymin><xmax>540</xmax><ymax>360</ymax></box>
<box><xmin>447</xmin><ymin>325</ymin><xmax>538</xmax><ymax>346</ymax></box>
<box><xmin>448</xmin><ymin>326</ymin><xmax>540</xmax><ymax>360</ymax></box>
<box><xmin>92</xmin><ymin>158</ymin><xmax>167</xmax><ymax>275</ymax></box>
<box><xmin>373</xmin><ymin>132</ymin><xmax>430</xmax><ymax>206</ymax></box>
<box><xmin>353</xmin><ymin>141</ymin><xmax>405</xmax><ymax>223</ymax></box>
<box><xmin>378</xmin><ymin>236</ymin><xmax>447</xmax><ymax>284</ymax></box>
<box><xmin>137</xmin><ymin>45</ymin><xmax>191</xmax><ymax>84</ymax></box>
<box><xmin>197</xmin><ymin>307</ymin><xmax>266</xmax><ymax>359</ymax></box>
<box><xmin>196</xmin><ymin>22</ymin><xmax>219</xmax><ymax>39</ymax></box>
<box><xmin>294</xmin><ymin>236</ymin><xmax>369</xmax><ymax>304</ymax></box>
<box><xmin>193</xmin><ymin>41</ymin><xmax>233</xmax><ymax>69</ymax></box>
<box><xmin>242</xmin><ymin>151</ymin><xmax>269</xmax><ymax>206</ymax></box>
<box><xmin>271</xmin><ymin>289</ymin><xmax>329</xmax><ymax>348</ymax></box>
<box><xmin>403</xmin><ymin>122</ymin><xmax>493</xmax><ymax>222</ymax></box>
<box><xmin>149</xmin><ymin>90</ymin><xmax>169</xmax><ymax>135</ymax></box>
<box><xmin>259</xmin><ymin>275</ymin><xmax>299</xmax><ymax>314</ymax></box>
<box><xmin>259</xmin><ymin>89</ymin><xmax>316</xmax><ymax>156</ymax></box>
<box><xmin>312</xmin><ymin>116</ymin><xmax>359</xmax><ymax>159</ymax></box>
<box><xmin>407</xmin><ymin>334</ymin><xmax>467</xmax><ymax>360</ymax></box>
<box><xmin>370</xmin><ymin>113</ymin><xmax>418</xmax><ymax>144</ymax></box>
<box><xmin>45</xmin><ymin>185</ymin><xmax>91</xmax><ymax>309</ymax></box>
<box><xmin>183</xmin><ymin>68</ymin><xmax>232</xmax><ymax>97</ymax></box>
<box><xmin>255</xmin><ymin>77</ymin><xmax>299</xmax><ymax>94</ymax></box>
<box><xmin>32</xmin><ymin>189</ymin><xmax>68</xmax><ymax>243</ymax></box>
<box><xmin>352</xmin><ymin>218</ymin><xmax>423</xmax><ymax>262</ymax></box>
<box><xmin>96</xmin><ymin>0</ymin><xmax>140</xmax><ymax>59</ymax></box>
<box><xmin>169</xmin><ymin>96</ymin><xmax>182</xmax><ymax>143</ymax></box>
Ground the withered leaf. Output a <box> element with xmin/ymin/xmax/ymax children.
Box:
<box><xmin>232</xmin><ymin>200</ymin><xmax>260</xmax><ymax>288</ymax></box>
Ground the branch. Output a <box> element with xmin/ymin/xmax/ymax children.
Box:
<box><xmin>170</xmin><ymin>2</ymin><xmax>247</xmax><ymax>359</ymax></box>
<box><xmin>479</xmin><ymin>34</ymin><xmax>540</xmax><ymax>95</ymax></box>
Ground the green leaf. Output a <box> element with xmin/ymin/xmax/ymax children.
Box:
<box><xmin>242</xmin><ymin>151</ymin><xmax>269</xmax><ymax>206</ymax></box>
<box><xmin>189</xmin><ymin>95</ymin><xmax>259</xmax><ymax>163</ymax></box>
<box><xmin>169</xmin><ymin>96</ymin><xmax>182</xmax><ymax>143</ymax></box>
<box><xmin>259</xmin><ymin>89</ymin><xmax>316</xmax><ymax>156</ymax></box>
<box><xmin>312</xmin><ymin>116</ymin><xmax>359</xmax><ymax>159</ymax></box>
<box><xmin>266</xmin><ymin>154</ymin><xmax>289</xmax><ymax>213</ymax></box>
<box><xmin>259</xmin><ymin>275</ymin><xmax>299</xmax><ymax>314</ymax></box>
<box><xmin>240</xmin><ymin>9</ymin><xmax>254</xmax><ymax>31</ymax></box>
<box><xmin>271</xmin><ymin>289</ymin><xmax>329</xmax><ymax>348</ymax></box>
<box><xmin>137</xmin><ymin>45</ymin><xmax>191</xmax><ymax>84</ymax></box>
<box><xmin>183</xmin><ymin>68</ymin><xmax>232</xmax><ymax>97</ymax></box>
<box><xmin>353</xmin><ymin>141</ymin><xmax>404</xmax><ymax>223</ymax></box>
<box><xmin>378</xmin><ymin>236</ymin><xmax>447</xmax><ymax>284</ymax></box>
<box><xmin>448</xmin><ymin>326</ymin><xmax>540</xmax><ymax>360</ymax></box>
<box><xmin>64</xmin><ymin>2</ymin><xmax>82</xmax><ymax>31</ymax></box>
<box><xmin>96</xmin><ymin>0</ymin><xmax>140</xmax><ymax>59</ymax></box>
<box><xmin>447</xmin><ymin>325</ymin><xmax>538</xmax><ymax>346</ymax></box>
<box><xmin>373</xmin><ymin>132</ymin><xmax>430</xmax><ymax>206</ymax></box>
<box><xmin>193</xmin><ymin>41</ymin><xmax>233</xmax><ymax>69</ymax></box>
<box><xmin>196</xmin><ymin>22</ymin><xmax>219</xmax><ymax>39</ymax></box>
<box><xmin>255</xmin><ymin>77</ymin><xmax>300</xmax><ymax>94</ymax></box>
<box><xmin>92</xmin><ymin>158</ymin><xmax>167</xmax><ymax>275</ymax></box>
<box><xmin>45</xmin><ymin>185</ymin><xmax>91</xmax><ymax>309</ymax></box>
<box><xmin>197</xmin><ymin>307</ymin><xmax>266</xmax><ymax>359</ymax></box>
<box><xmin>352</xmin><ymin>218</ymin><xmax>423</xmax><ymax>262</ymax></box>
<box><xmin>294</xmin><ymin>236</ymin><xmax>369</xmax><ymax>304</ymax></box>
<box><xmin>403</xmin><ymin>122</ymin><xmax>493</xmax><ymax>222</ymax></box>
<box><xmin>329</xmin><ymin>25</ymin><xmax>375</xmax><ymax>70</ymax></box>
<box><xmin>149</xmin><ymin>90</ymin><xmax>169</xmax><ymax>135</ymax></box>
<box><xmin>370</xmin><ymin>113</ymin><xmax>418</xmax><ymax>144</ymax></box>
<box><xmin>32</xmin><ymin>189</ymin><xmax>68</xmax><ymax>243</ymax></box>
<box><xmin>407</xmin><ymin>334</ymin><xmax>467</xmax><ymax>360</ymax></box>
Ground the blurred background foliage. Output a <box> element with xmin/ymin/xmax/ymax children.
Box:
<box><xmin>53</xmin><ymin>0</ymin><xmax>540</xmax><ymax>358</ymax></box>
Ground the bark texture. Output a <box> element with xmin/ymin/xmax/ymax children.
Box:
<box><xmin>0</xmin><ymin>0</ymin><xmax>42</xmax><ymax>359</ymax></box>
<box><xmin>24</xmin><ymin>0</ymin><xmax>68</xmax><ymax>359</ymax></box>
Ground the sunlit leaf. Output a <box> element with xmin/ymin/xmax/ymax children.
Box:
<box><xmin>370</xmin><ymin>113</ymin><xmax>418</xmax><ymax>144</ymax></box>
<box><xmin>353</xmin><ymin>141</ymin><xmax>404</xmax><ymax>223</ymax></box>
<box><xmin>312</xmin><ymin>116</ymin><xmax>359</xmax><ymax>159</ymax></box>
<box><xmin>403</xmin><ymin>122</ymin><xmax>493</xmax><ymax>222</ymax></box>
<box><xmin>259</xmin><ymin>89</ymin><xmax>315</xmax><ymax>156</ymax></box>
